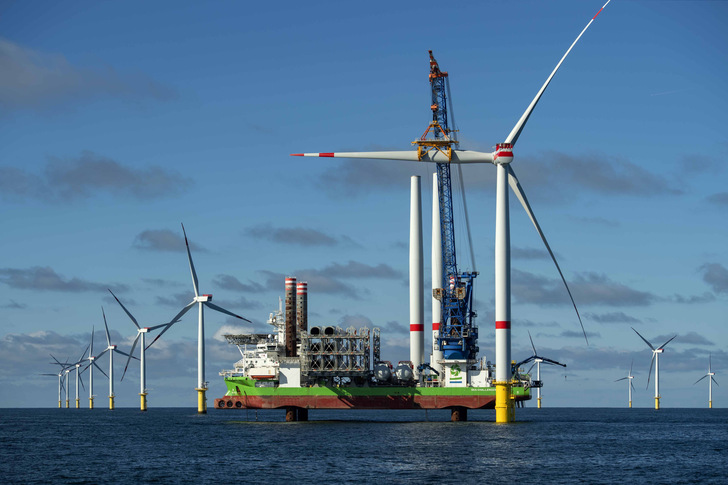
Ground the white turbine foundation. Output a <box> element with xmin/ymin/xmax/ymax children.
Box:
<box><xmin>431</xmin><ymin>173</ymin><xmax>443</xmax><ymax>376</ymax></box>
<box><xmin>410</xmin><ymin>176</ymin><xmax>424</xmax><ymax>374</ymax></box>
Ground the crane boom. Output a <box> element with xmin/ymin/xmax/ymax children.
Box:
<box><xmin>414</xmin><ymin>51</ymin><xmax>478</xmax><ymax>361</ymax></box>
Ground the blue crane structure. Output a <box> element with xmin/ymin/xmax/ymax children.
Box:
<box><xmin>414</xmin><ymin>51</ymin><xmax>478</xmax><ymax>361</ymax></box>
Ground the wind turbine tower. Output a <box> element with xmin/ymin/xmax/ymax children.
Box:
<box><xmin>632</xmin><ymin>328</ymin><xmax>676</xmax><ymax>410</ymax></box>
<box><xmin>84</xmin><ymin>327</ymin><xmax>107</xmax><ymax>409</ymax></box>
<box><xmin>615</xmin><ymin>361</ymin><xmax>636</xmax><ymax>408</ymax></box>
<box><xmin>514</xmin><ymin>331</ymin><xmax>566</xmax><ymax>408</ymax></box>
<box><xmin>96</xmin><ymin>308</ymin><xmax>135</xmax><ymax>410</ymax></box>
<box><xmin>694</xmin><ymin>355</ymin><xmax>718</xmax><ymax>409</ymax></box>
<box><xmin>148</xmin><ymin>224</ymin><xmax>251</xmax><ymax>414</ymax></box>
<box><xmin>110</xmin><ymin>289</ymin><xmax>169</xmax><ymax>411</ymax></box>
<box><xmin>292</xmin><ymin>1</ymin><xmax>609</xmax><ymax>422</ymax></box>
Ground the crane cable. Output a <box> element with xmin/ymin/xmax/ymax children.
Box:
<box><xmin>446</xmin><ymin>77</ymin><xmax>477</xmax><ymax>273</ymax></box>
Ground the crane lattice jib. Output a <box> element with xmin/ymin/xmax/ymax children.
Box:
<box><xmin>414</xmin><ymin>51</ymin><xmax>478</xmax><ymax>361</ymax></box>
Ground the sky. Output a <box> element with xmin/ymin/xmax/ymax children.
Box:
<box><xmin>1</xmin><ymin>0</ymin><xmax>726</xmax><ymax>409</ymax></box>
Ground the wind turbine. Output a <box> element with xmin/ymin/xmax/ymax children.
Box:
<box><xmin>109</xmin><ymin>289</ymin><xmax>170</xmax><ymax>411</ymax></box>
<box><xmin>83</xmin><ymin>326</ymin><xmax>108</xmax><ymax>409</ymax></box>
<box><xmin>514</xmin><ymin>331</ymin><xmax>566</xmax><ymax>409</ymax></box>
<box><xmin>71</xmin><ymin>344</ymin><xmax>90</xmax><ymax>409</ymax></box>
<box><xmin>292</xmin><ymin>1</ymin><xmax>611</xmax><ymax>422</ymax></box>
<box><xmin>694</xmin><ymin>355</ymin><xmax>718</xmax><ymax>409</ymax></box>
<box><xmin>147</xmin><ymin>223</ymin><xmax>251</xmax><ymax>413</ymax></box>
<box><xmin>615</xmin><ymin>360</ymin><xmax>636</xmax><ymax>408</ymax></box>
<box><xmin>46</xmin><ymin>354</ymin><xmax>72</xmax><ymax>408</ymax></box>
<box><xmin>632</xmin><ymin>327</ymin><xmax>676</xmax><ymax>410</ymax></box>
<box><xmin>95</xmin><ymin>307</ymin><xmax>136</xmax><ymax>410</ymax></box>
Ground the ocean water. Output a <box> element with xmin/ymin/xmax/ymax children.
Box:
<box><xmin>1</xmin><ymin>407</ymin><xmax>726</xmax><ymax>484</ymax></box>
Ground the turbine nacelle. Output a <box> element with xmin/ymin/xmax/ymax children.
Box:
<box><xmin>195</xmin><ymin>294</ymin><xmax>212</xmax><ymax>303</ymax></box>
<box><xmin>492</xmin><ymin>143</ymin><xmax>514</xmax><ymax>165</ymax></box>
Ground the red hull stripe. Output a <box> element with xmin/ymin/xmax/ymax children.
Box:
<box><xmin>432</xmin><ymin>323</ymin><xmax>440</xmax><ymax>331</ymax></box>
<box><xmin>410</xmin><ymin>324</ymin><xmax>424</xmax><ymax>332</ymax></box>
<box><xmin>495</xmin><ymin>320</ymin><xmax>511</xmax><ymax>329</ymax></box>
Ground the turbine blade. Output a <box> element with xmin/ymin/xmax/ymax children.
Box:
<box><xmin>291</xmin><ymin>150</ymin><xmax>494</xmax><ymax>164</ymax></box>
<box><xmin>146</xmin><ymin>301</ymin><xmax>195</xmax><ymax>349</ymax></box>
<box><xmin>114</xmin><ymin>349</ymin><xmax>138</xmax><ymax>360</ymax></box>
<box><xmin>527</xmin><ymin>363</ymin><xmax>536</xmax><ymax>375</ymax></box>
<box><xmin>507</xmin><ymin>165</ymin><xmax>587</xmax><ymax>344</ymax></box>
<box><xmin>121</xmin><ymin>334</ymin><xmax>141</xmax><ymax>382</ymax></box>
<box><xmin>90</xmin><ymin>326</ymin><xmax>95</xmax><ymax>356</ymax></box>
<box><xmin>146</xmin><ymin>322</ymin><xmax>170</xmax><ymax>331</ymax></box>
<box><xmin>204</xmin><ymin>302</ymin><xmax>251</xmax><ymax>323</ymax></box>
<box><xmin>109</xmin><ymin>289</ymin><xmax>140</xmax><ymax>329</ymax></box>
<box><xmin>615</xmin><ymin>377</ymin><xmax>627</xmax><ymax>382</ymax></box>
<box><xmin>102</xmin><ymin>307</ymin><xmax>111</xmax><ymax>347</ymax></box>
<box><xmin>712</xmin><ymin>377</ymin><xmax>719</xmax><ymax>387</ymax></box>
<box><xmin>77</xmin><ymin>344</ymin><xmax>90</xmax><ymax>364</ymax></box>
<box><xmin>631</xmin><ymin>327</ymin><xmax>655</xmax><ymax>351</ymax></box>
<box><xmin>528</xmin><ymin>330</ymin><xmax>537</xmax><ymax>355</ymax></box>
<box><xmin>181</xmin><ymin>223</ymin><xmax>199</xmax><ymax>297</ymax></box>
<box><xmin>79</xmin><ymin>372</ymin><xmax>85</xmax><ymax>392</ymax></box>
<box><xmin>646</xmin><ymin>354</ymin><xmax>655</xmax><ymax>389</ymax></box>
<box><xmin>630</xmin><ymin>359</ymin><xmax>634</xmax><ymax>376</ymax></box>
<box><xmin>93</xmin><ymin>361</ymin><xmax>108</xmax><ymax>379</ymax></box>
<box><xmin>630</xmin><ymin>382</ymin><xmax>636</xmax><ymax>391</ymax></box>
<box><xmin>504</xmin><ymin>0</ymin><xmax>612</xmax><ymax>146</ymax></box>
<box><xmin>542</xmin><ymin>357</ymin><xmax>567</xmax><ymax>368</ymax></box>
<box><xmin>659</xmin><ymin>335</ymin><xmax>677</xmax><ymax>350</ymax></box>
<box><xmin>694</xmin><ymin>375</ymin><xmax>707</xmax><ymax>385</ymax></box>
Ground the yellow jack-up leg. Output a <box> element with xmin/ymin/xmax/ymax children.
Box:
<box><xmin>537</xmin><ymin>397</ymin><xmax>542</xmax><ymax>409</ymax></box>
<box><xmin>140</xmin><ymin>393</ymin><xmax>148</xmax><ymax>412</ymax></box>
<box><xmin>495</xmin><ymin>381</ymin><xmax>515</xmax><ymax>423</ymax></box>
<box><xmin>196</xmin><ymin>387</ymin><xmax>207</xmax><ymax>414</ymax></box>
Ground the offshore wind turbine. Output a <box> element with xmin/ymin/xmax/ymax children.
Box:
<box><xmin>694</xmin><ymin>355</ymin><xmax>718</xmax><ymax>409</ymax></box>
<box><xmin>514</xmin><ymin>331</ymin><xmax>566</xmax><ymax>409</ymax></box>
<box><xmin>71</xmin><ymin>344</ymin><xmax>89</xmax><ymax>409</ymax></box>
<box><xmin>292</xmin><ymin>1</ymin><xmax>611</xmax><ymax>422</ymax></box>
<box><xmin>615</xmin><ymin>360</ymin><xmax>636</xmax><ymax>408</ymax></box>
<box><xmin>109</xmin><ymin>289</ymin><xmax>170</xmax><ymax>411</ymax></box>
<box><xmin>83</xmin><ymin>326</ymin><xmax>108</xmax><ymax>409</ymax></box>
<box><xmin>147</xmin><ymin>223</ymin><xmax>251</xmax><ymax>413</ymax></box>
<box><xmin>632</xmin><ymin>327</ymin><xmax>676</xmax><ymax>410</ymax></box>
<box><xmin>95</xmin><ymin>307</ymin><xmax>136</xmax><ymax>410</ymax></box>
<box><xmin>46</xmin><ymin>354</ymin><xmax>72</xmax><ymax>408</ymax></box>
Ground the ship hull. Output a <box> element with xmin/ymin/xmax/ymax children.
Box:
<box><xmin>214</xmin><ymin>378</ymin><xmax>531</xmax><ymax>410</ymax></box>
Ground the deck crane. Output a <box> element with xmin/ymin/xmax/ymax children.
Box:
<box><xmin>414</xmin><ymin>51</ymin><xmax>478</xmax><ymax>362</ymax></box>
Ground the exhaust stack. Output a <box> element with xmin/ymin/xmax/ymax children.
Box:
<box><xmin>285</xmin><ymin>277</ymin><xmax>297</xmax><ymax>357</ymax></box>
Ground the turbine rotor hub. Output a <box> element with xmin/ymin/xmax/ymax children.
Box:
<box><xmin>493</xmin><ymin>143</ymin><xmax>514</xmax><ymax>165</ymax></box>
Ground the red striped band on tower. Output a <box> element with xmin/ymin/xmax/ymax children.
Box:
<box><xmin>432</xmin><ymin>322</ymin><xmax>440</xmax><ymax>331</ymax></box>
<box><xmin>495</xmin><ymin>321</ymin><xmax>511</xmax><ymax>329</ymax></box>
<box><xmin>410</xmin><ymin>324</ymin><xmax>424</xmax><ymax>332</ymax></box>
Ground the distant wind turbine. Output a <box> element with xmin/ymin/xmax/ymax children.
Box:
<box><xmin>95</xmin><ymin>307</ymin><xmax>136</xmax><ymax>410</ymax></box>
<box><xmin>694</xmin><ymin>355</ymin><xmax>718</xmax><ymax>409</ymax></box>
<box><xmin>83</xmin><ymin>326</ymin><xmax>108</xmax><ymax>409</ymax></box>
<box><xmin>45</xmin><ymin>354</ymin><xmax>72</xmax><ymax>408</ymax></box>
<box><xmin>615</xmin><ymin>360</ymin><xmax>636</xmax><ymax>408</ymax></box>
<box><xmin>514</xmin><ymin>331</ymin><xmax>566</xmax><ymax>409</ymax></box>
<box><xmin>71</xmin><ymin>344</ymin><xmax>90</xmax><ymax>409</ymax></box>
<box><xmin>632</xmin><ymin>327</ymin><xmax>676</xmax><ymax>410</ymax></box>
<box><xmin>109</xmin><ymin>289</ymin><xmax>171</xmax><ymax>411</ymax></box>
<box><xmin>147</xmin><ymin>223</ymin><xmax>251</xmax><ymax>413</ymax></box>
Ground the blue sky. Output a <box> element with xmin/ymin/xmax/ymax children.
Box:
<box><xmin>1</xmin><ymin>0</ymin><xmax>726</xmax><ymax>409</ymax></box>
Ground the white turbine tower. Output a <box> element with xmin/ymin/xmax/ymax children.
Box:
<box><xmin>632</xmin><ymin>327</ymin><xmax>676</xmax><ymax>410</ymax></box>
<box><xmin>694</xmin><ymin>355</ymin><xmax>718</xmax><ymax>409</ymax></box>
<box><xmin>615</xmin><ymin>361</ymin><xmax>636</xmax><ymax>408</ymax></box>
<box><xmin>292</xmin><ymin>1</ymin><xmax>610</xmax><ymax>422</ymax></box>
<box><xmin>514</xmin><ymin>331</ymin><xmax>566</xmax><ymax>409</ymax></box>
<box><xmin>83</xmin><ymin>326</ymin><xmax>108</xmax><ymax>409</ymax></box>
<box><xmin>110</xmin><ymin>289</ymin><xmax>170</xmax><ymax>411</ymax></box>
<box><xmin>148</xmin><ymin>223</ymin><xmax>251</xmax><ymax>414</ymax></box>
<box><xmin>95</xmin><ymin>307</ymin><xmax>136</xmax><ymax>410</ymax></box>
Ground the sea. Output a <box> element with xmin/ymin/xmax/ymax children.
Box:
<box><xmin>1</xmin><ymin>407</ymin><xmax>726</xmax><ymax>484</ymax></box>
